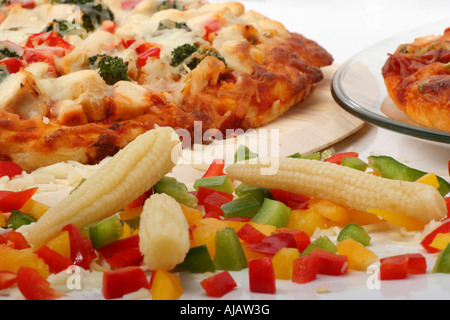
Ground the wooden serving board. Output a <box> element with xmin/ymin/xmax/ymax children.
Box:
<box><xmin>174</xmin><ymin>64</ymin><xmax>365</xmax><ymax>181</ymax></box>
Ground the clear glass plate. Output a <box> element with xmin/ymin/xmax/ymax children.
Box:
<box><xmin>331</xmin><ymin>19</ymin><xmax>450</xmax><ymax>145</ymax></box>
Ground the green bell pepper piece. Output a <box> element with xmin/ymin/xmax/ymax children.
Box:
<box><xmin>154</xmin><ymin>176</ymin><xmax>198</xmax><ymax>208</ymax></box>
<box><xmin>368</xmin><ymin>155</ymin><xmax>450</xmax><ymax>197</ymax></box>
<box><xmin>213</xmin><ymin>227</ymin><xmax>248</xmax><ymax>271</ymax></box>
<box><xmin>174</xmin><ymin>245</ymin><xmax>215</xmax><ymax>273</ymax></box>
<box><xmin>234</xmin><ymin>145</ymin><xmax>258</xmax><ymax>163</ymax></box>
<box><xmin>341</xmin><ymin>156</ymin><xmax>368</xmax><ymax>172</ymax></box>
<box><xmin>288</xmin><ymin>152</ymin><xmax>321</xmax><ymax>160</ymax></box>
<box><xmin>234</xmin><ymin>183</ymin><xmax>272</xmax><ymax>205</ymax></box>
<box><xmin>337</xmin><ymin>222</ymin><xmax>371</xmax><ymax>246</ymax></box>
<box><xmin>220</xmin><ymin>193</ymin><xmax>261</xmax><ymax>219</ymax></box>
<box><xmin>6</xmin><ymin>209</ymin><xmax>36</xmax><ymax>230</ymax></box>
<box><xmin>193</xmin><ymin>175</ymin><xmax>235</xmax><ymax>194</ymax></box>
<box><xmin>433</xmin><ymin>242</ymin><xmax>450</xmax><ymax>273</ymax></box>
<box><xmin>301</xmin><ymin>236</ymin><xmax>337</xmax><ymax>255</ymax></box>
<box><xmin>89</xmin><ymin>215</ymin><xmax>124</xmax><ymax>249</ymax></box>
<box><xmin>250</xmin><ymin>198</ymin><xmax>291</xmax><ymax>228</ymax></box>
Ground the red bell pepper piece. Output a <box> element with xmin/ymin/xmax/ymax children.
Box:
<box><xmin>445</xmin><ymin>197</ymin><xmax>450</xmax><ymax>219</ymax></box>
<box><xmin>323</xmin><ymin>152</ymin><xmax>359</xmax><ymax>165</ymax></box>
<box><xmin>200</xmin><ymin>270</ymin><xmax>237</xmax><ymax>297</ymax></box>
<box><xmin>407</xmin><ymin>253</ymin><xmax>427</xmax><ymax>274</ymax></box>
<box><xmin>202</xmin><ymin>211</ymin><xmax>222</xmax><ymax>220</ymax></box>
<box><xmin>379</xmin><ymin>254</ymin><xmax>409</xmax><ymax>280</ymax></box>
<box><xmin>125</xmin><ymin>188</ymin><xmax>153</xmax><ymax>209</ymax></box>
<box><xmin>35</xmin><ymin>245</ymin><xmax>73</xmax><ymax>274</ymax></box>
<box><xmin>17</xmin><ymin>267</ymin><xmax>65</xmax><ymax>300</ymax></box>
<box><xmin>0</xmin><ymin>58</ymin><xmax>25</xmax><ymax>74</ymax></box>
<box><xmin>0</xmin><ymin>187</ymin><xmax>37</xmax><ymax>212</ymax></box>
<box><xmin>248</xmin><ymin>257</ymin><xmax>276</xmax><ymax>294</ymax></box>
<box><xmin>246</xmin><ymin>232</ymin><xmax>297</xmax><ymax>256</ymax></box>
<box><xmin>101</xmin><ymin>20</ymin><xmax>118</xmax><ymax>34</ymax></box>
<box><xmin>106</xmin><ymin>247</ymin><xmax>143</xmax><ymax>268</ymax></box>
<box><xmin>420</xmin><ymin>220</ymin><xmax>450</xmax><ymax>253</ymax></box>
<box><xmin>202</xmin><ymin>159</ymin><xmax>226</xmax><ymax>178</ymax></box>
<box><xmin>292</xmin><ymin>254</ymin><xmax>319</xmax><ymax>284</ymax></box>
<box><xmin>196</xmin><ymin>186</ymin><xmax>233</xmax><ymax>205</ymax></box>
<box><xmin>310</xmin><ymin>248</ymin><xmax>348</xmax><ymax>275</ymax></box>
<box><xmin>120</xmin><ymin>0</ymin><xmax>142</xmax><ymax>10</ymax></box>
<box><xmin>21</xmin><ymin>47</ymin><xmax>64</xmax><ymax>75</ymax></box>
<box><xmin>61</xmin><ymin>224</ymin><xmax>96</xmax><ymax>270</ymax></box>
<box><xmin>0</xmin><ymin>161</ymin><xmax>24</xmax><ymax>179</ymax></box>
<box><xmin>203</xmin><ymin>192</ymin><xmax>231</xmax><ymax>217</ymax></box>
<box><xmin>97</xmin><ymin>234</ymin><xmax>140</xmax><ymax>259</ymax></box>
<box><xmin>276</xmin><ymin>228</ymin><xmax>311</xmax><ymax>253</ymax></box>
<box><xmin>269</xmin><ymin>189</ymin><xmax>310</xmax><ymax>210</ymax></box>
<box><xmin>137</xmin><ymin>47</ymin><xmax>161</xmax><ymax>67</ymax></box>
<box><xmin>203</xmin><ymin>18</ymin><xmax>221</xmax><ymax>41</ymax></box>
<box><xmin>102</xmin><ymin>266</ymin><xmax>150</xmax><ymax>299</ymax></box>
<box><xmin>0</xmin><ymin>271</ymin><xmax>17</xmax><ymax>290</ymax></box>
<box><xmin>0</xmin><ymin>230</ymin><xmax>31</xmax><ymax>249</ymax></box>
<box><xmin>237</xmin><ymin>223</ymin><xmax>267</xmax><ymax>244</ymax></box>
<box><xmin>25</xmin><ymin>30</ymin><xmax>74</xmax><ymax>53</ymax></box>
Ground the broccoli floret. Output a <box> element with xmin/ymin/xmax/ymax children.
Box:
<box><xmin>157</xmin><ymin>19</ymin><xmax>191</xmax><ymax>32</ymax></box>
<box><xmin>43</xmin><ymin>19</ymin><xmax>87</xmax><ymax>37</ymax></box>
<box><xmin>89</xmin><ymin>55</ymin><xmax>129</xmax><ymax>85</ymax></box>
<box><xmin>170</xmin><ymin>43</ymin><xmax>227</xmax><ymax>70</ymax></box>
<box><xmin>157</xmin><ymin>0</ymin><xmax>185</xmax><ymax>11</ymax></box>
<box><xmin>50</xmin><ymin>0</ymin><xmax>114</xmax><ymax>32</ymax></box>
<box><xmin>170</xmin><ymin>43</ymin><xmax>199</xmax><ymax>67</ymax></box>
<box><xmin>0</xmin><ymin>47</ymin><xmax>20</xmax><ymax>59</ymax></box>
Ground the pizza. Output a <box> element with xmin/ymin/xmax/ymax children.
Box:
<box><xmin>382</xmin><ymin>27</ymin><xmax>450</xmax><ymax>133</ymax></box>
<box><xmin>0</xmin><ymin>0</ymin><xmax>333</xmax><ymax>172</ymax></box>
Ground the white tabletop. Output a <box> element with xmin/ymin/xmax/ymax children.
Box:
<box><xmin>237</xmin><ymin>0</ymin><xmax>450</xmax><ymax>178</ymax></box>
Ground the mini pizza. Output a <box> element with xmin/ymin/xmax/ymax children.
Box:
<box><xmin>382</xmin><ymin>27</ymin><xmax>450</xmax><ymax>133</ymax></box>
<box><xmin>0</xmin><ymin>0</ymin><xmax>333</xmax><ymax>172</ymax></box>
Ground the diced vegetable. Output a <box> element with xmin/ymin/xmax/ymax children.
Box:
<box><xmin>35</xmin><ymin>245</ymin><xmax>73</xmax><ymax>274</ymax></box>
<box><xmin>44</xmin><ymin>231</ymin><xmax>70</xmax><ymax>258</ymax></box>
<box><xmin>235</xmin><ymin>183</ymin><xmax>272</xmax><ymax>205</ymax></box>
<box><xmin>287</xmin><ymin>207</ymin><xmax>330</xmax><ymax>236</ymax></box>
<box><xmin>277</xmin><ymin>229</ymin><xmax>310</xmax><ymax>253</ymax></box>
<box><xmin>89</xmin><ymin>215</ymin><xmax>124</xmax><ymax>249</ymax></box>
<box><xmin>246</xmin><ymin>232</ymin><xmax>297</xmax><ymax>256</ymax></box>
<box><xmin>269</xmin><ymin>189</ymin><xmax>310</xmax><ymax>210</ymax></box>
<box><xmin>213</xmin><ymin>227</ymin><xmax>248</xmax><ymax>271</ymax></box>
<box><xmin>202</xmin><ymin>159</ymin><xmax>226</xmax><ymax>178</ymax></box>
<box><xmin>0</xmin><ymin>187</ymin><xmax>38</xmax><ymax>213</ymax></box>
<box><xmin>337</xmin><ymin>222</ymin><xmax>371</xmax><ymax>246</ymax></box>
<box><xmin>150</xmin><ymin>269</ymin><xmax>183</xmax><ymax>300</ymax></box>
<box><xmin>221</xmin><ymin>194</ymin><xmax>261</xmax><ymax>219</ymax></box>
<box><xmin>407</xmin><ymin>253</ymin><xmax>427</xmax><ymax>274</ymax></box>
<box><xmin>62</xmin><ymin>223</ymin><xmax>96</xmax><ymax>270</ymax></box>
<box><xmin>323</xmin><ymin>152</ymin><xmax>359</xmax><ymax>164</ymax></box>
<box><xmin>429</xmin><ymin>233</ymin><xmax>450</xmax><ymax>250</ymax></box>
<box><xmin>97</xmin><ymin>234</ymin><xmax>140</xmax><ymax>259</ymax></box>
<box><xmin>106</xmin><ymin>248</ymin><xmax>143</xmax><ymax>268</ymax></box>
<box><xmin>421</xmin><ymin>220</ymin><xmax>450</xmax><ymax>253</ymax></box>
<box><xmin>250</xmin><ymin>198</ymin><xmax>291</xmax><ymax>228</ymax></box>
<box><xmin>271</xmin><ymin>247</ymin><xmax>299</xmax><ymax>280</ymax></box>
<box><xmin>174</xmin><ymin>245</ymin><xmax>215</xmax><ymax>273</ymax></box>
<box><xmin>292</xmin><ymin>254</ymin><xmax>319</xmax><ymax>284</ymax></box>
<box><xmin>432</xmin><ymin>242</ymin><xmax>450</xmax><ymax>274</ymax></box>
<box><xmin>6</xmin><ymin>209</ymin><xmax>36</xmax><ymax>230</ymax></box>
<box><xmin>234</xmin><ymin>145</ymin><xmax>258</xmax><ymax>163</ymax></box>
<box><xmin>196</xmin><ymin>186</ymin><xmax>233</xmax><ymax>205</ymax></box>
<box><xmin>193</xmin><ymin>175</ymin><xmax>235</xmax><ymax>194</ymax></box>
<box><xmin>379</xmin><ymin>254</ymin><xmax>408</xmax><ymax>280</ymax></box>
<box><xmin>19</xmin><ymin>199</ymin><xmax>50</xmax><ymax>220</ymax></box>
<box><xmin>0</xmin><ymin>161</ymin><xmax>24</xmax><ymax>179</ymax></box>
<box><xmin>200</xmin><ymin>271</ymin><xmax>237</xmax><ymax>297</ymax></box>
<box><xmin>368</xmin><ymin>155</ymin><xmax>450</xmax><ymax>197</ymax></box>
<box><xmin>153</xmin><ymin>176</ymin><xmax>198</xmax><ymax>208</ymax></box>
<box><xmin>203</xmin><ymin>192</ymin><xmax>232</xmax><ymax>217</ymax></box>
<box><xmin>368</xmin><ymin>208</ymin><xmax>427</xmax><ymax>231</ymax></box>
<box><xmin>248</xmin><ymin>257</ymin><xmax>276</xmax><ymax>294</ymax></box>
<box><xmin>0</xmin><ymin>246</ymin><xmax>49</xmax><ymax>278</ymax></box>
<box><xmin>416</xmin><ymin>172</ymin><xmax>440</xmax><ymax>189</ymax></box>
<box><xmin>102</xmin><ymin>266</ymin><xmax>150</xmax><ymax>300</ymax></box>
<box><xmin>0</xmin><ymin>230</ymin><xmax>31</xmax><ymax>249</ymax></box>
<box><xmin>301</xmin><ymin>236</ymin><xmax>337</xmax><ymax>255</ymax></box>
<box><xmin>340</xmin><ymin>156</ymin><xmax>368</xmax><ymax>171</ymax></box>
<box><xmin>310</xmin><ymin>248</ymin><xmax>348</xmax><ymax>275</ymax></box>
<box><xmin>0</xmin><ymin>271</ymin><xmax>17</xmax><ymax>290</ymax></box>
<box><xmin>237</xmin><ymin>223</ymin><xmax>267</xmax><ymax>244</ymax></box>
<box><xmin>336</xmin><ymin>238</ymin><xmax>378</xmax><ymax>271</ymax></box>
<box><xmin>17</xmin><ymin>267</ymin><xmax>65</xmax><ymax>300</ymax></box>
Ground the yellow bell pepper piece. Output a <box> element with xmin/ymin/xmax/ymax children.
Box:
<box><xmin>192</xmin><ymin>225</ymin><xmax>217</xmax><ymax>258</ymax></box>
<box><xmin>20</xmin><ymin>199</ymin><xmax>50</xmax><ymax>220</ymax></box>
<box><xmin>0</xmin><ymin>246</ymin><xmax>49</xmax><ymax>278</ymax></box>
<box><xmin>44</xmin><ymin>230</ymin><xmax>71</xmax><ymax>259</ymax></box>
<box><xmin>194</xmin><ymin>217</ymin><xmax>228</xmax><ymax>230</ymax></box>
<box><xmin>180</xmin><ymin>203</ymin><xmax>203</xmax><ymax>227</ymax></box>
<box><xmin>271</xmin><ymin>247</ymin><xmax>299</xmax><ymax>280</ymax></box>
<box><xmin>248</xmin><ymin>222</ymin><xmax>276</xmax><ymax>236</ymax></box>
<box><xmin>309</xmin><ymin>198</ymin><xmax>350</xmax><ymax>225</ymax></box>
<box><xmin>151</xmin><ymin>269</ymin><xmax>183</xmax><ymax>300</ymax></box>
<box><xmin>430</xmin><ymin>233</ymin><xmax>450</xmax><ymax>250</ymax></box>
<box><xmin>416</xmin><ymin>173</ymin><xmax>440</xmax><ymax>189</ymax></box>
<box><xmin>119</xmin><ymin>206</ymin><xmax>143</xmax><ymax>221</ymax></box>
<box><xmin>368</xmin><ymin>208</ymin><xmax>427</xmax><ymax>231</ymax></box>
<box><xmin>120</xmin><ymin>222</ymin><xmax>132</xmax><ymax>239</ymax></box>
<box><xmin>348</xmin><ymin>208</ymin><xmax>382</xmax><ymax>226</ymax></box>
<box><xmin>337</xmin><ymin>238</ymin><xmax>378</xmax><ymax>271</ymax></box>
<box><xmin>0</xmin><ymin>214</ymin><xmax>5</xmax><ymax>228</ymax></box>
<box><xmin>287</xmin><ymin>208</ymin><xmax>330</xmax><ymax>236</ymax></box>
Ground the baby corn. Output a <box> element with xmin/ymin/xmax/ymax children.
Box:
<box><xmin>226</xmin><ymin>157</ymin><xmax>447</xmax><ymax>222</ymax></box>
<box><xmin>26</xmin><ymin>127</ymin><xmax>181</xmax><ymax>246</ymax></box>
<box><xmin>139</xmin><ymin>193</ymin><xmax>190</xmax><ymax>271</ymax></box>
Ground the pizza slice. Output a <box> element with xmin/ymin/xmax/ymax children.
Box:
<box><xmin>0</xmin><ymin>0</ymin><xmax>333</xmax><ymax>171</ymax></box>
